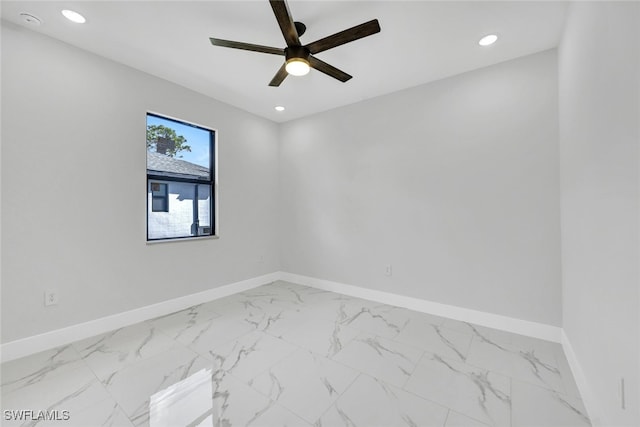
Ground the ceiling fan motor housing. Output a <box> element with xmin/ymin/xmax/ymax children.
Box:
<box><xmin>294</xmin><ymin>21</ymin><xmax>306</xmax><ymax>37</ymax></box>
<box><xmin>285</xmin><ymin>45</ymin><xmax>310</xmax><ymax>64</ymax></box>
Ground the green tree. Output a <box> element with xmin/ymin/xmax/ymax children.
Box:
<box><xmin>146</xmin><ymin>125</ymin><xmax>191</xmax><ymax>158</ymax></box>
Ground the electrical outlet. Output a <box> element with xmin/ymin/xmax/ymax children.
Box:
<box><xmin>44</xmin><ymin>290</ymin><xmax>59</xmax><ymax>306</ymax></box>
<box><xmin>384</xmin><ymin>264</ymin><xmax>392</xmax><ymax>276</ymax></box>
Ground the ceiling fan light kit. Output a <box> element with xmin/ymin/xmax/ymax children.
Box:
<box><xmin>209</xmin><ymin>0</ymin><xmax>381</xmax><ymax>86</ymax></box>
<box><xmin>285</xmin><ymin>45</ymin><xmax>311</xmax><ymax>76</ymax></box>
<box><xmin>285</xmin><ymin>58</ymin><xmax>310</xmax><ymax>76</ymax></box>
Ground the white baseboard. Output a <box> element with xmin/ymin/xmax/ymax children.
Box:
<box><xmin>561</xmin><ymin>330</ymin><xmax>605</xmax><ymax>426</ymax></box>
<box><xmin>280</xmin><ymin>271</ymin><xmax>563</xmax><ymax>343</ymax></box>
<box><xmin>1</xmin><ymin>270</ymin><xmax>563</xmax><ymax>362</ymax></box>
<box><xmin>0</xmin><ymin>272</ymin><xmax>279</xmax><ymax>363</ymax></box>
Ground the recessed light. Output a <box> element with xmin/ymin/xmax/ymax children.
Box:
<box><xmin>62</xmin><ymin>9</ymin><xmax>86</xmax><ymax>24</ymax></box>
<box><xmin>275</xmin><ymin>106</ymin><xmax>285</xmax><ymax>112</ymax></box>
<box><xmin>478</xmin><ymin>34</ymin><xmax>498</xmax><ymax>46</ymax></box>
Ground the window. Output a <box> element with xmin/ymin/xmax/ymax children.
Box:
<box><xmin>150</xmin><ymin>182</ymin><xmax>168</xmax><ymax>212</ymax></box>
<box><xmin>146</xmin><ymin>113</ymin><xmax>216</xmax><ymax>241</ymax></box>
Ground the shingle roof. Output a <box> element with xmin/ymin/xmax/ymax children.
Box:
<box><xmin>147</xmin><ymin>151</ymin><xmax>210</xmax><ymax>180</ymax></box>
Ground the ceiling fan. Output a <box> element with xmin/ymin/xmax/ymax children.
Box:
<box><xmin>209</xmin><ymin>0</ymin><xmax>381</xmax><ymax>87</ymax></box>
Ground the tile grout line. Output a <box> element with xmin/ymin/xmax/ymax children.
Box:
<box><xmin>72</xmin><ymin>344</ymin><xmax>135</xmax><ymax>426</ymax></box>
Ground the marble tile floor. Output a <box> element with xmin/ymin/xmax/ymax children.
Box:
<box><xmin>1</xmin><ymin>280</ymin><xmax>591</xmax><ymax>427</ymax></box>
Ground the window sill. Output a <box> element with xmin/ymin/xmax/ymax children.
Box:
<box><xmin>146</xmin><ymin>235</ymin><xmax>219</xmax><ymax>245</ymax></box>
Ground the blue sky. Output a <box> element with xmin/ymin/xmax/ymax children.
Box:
<box><xmin>147</xmin><ymin>114</ymin><xmax>211</xmax><ymax>168</ymax></box>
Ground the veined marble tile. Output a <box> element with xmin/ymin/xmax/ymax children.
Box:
<box><xmin>178</xmin><ymin>315</ymin><xmax>256</xmax><ymax>358</ymax></box>
<box><xmin>511</xmin><ymin>379</ymin><xmax>591</xmax><ymax>426</ymax></box>
<box><xmin>465</xmin><ymin>326</ymin><xmax>566</xmax><ymax>394</ymax></box>
<box><xmin>332</xmin><ymin>332</ymin><xmax>423</xmax><ymax>388</ymax></box>
<box><xmin>213</xmin><ymin>282</ymin><xmax>357</xmax><ymax>321</ymax></box>
<box><xmin>102</xmin><ymin>344</ymin><xmax>209</xmax><ymax>426</ymax></box>
<box><xmin>207</xmin><ymin>281</ymin><xmax>313</xmax><ymax>315</ymax></box>
<box><xmin>240</xmin><ymin>282</ymin><xmax>310</xmax><ymax>307</ymax></box>
<box><xmin>445</xmin><ymin>410</ymin><xmax>490</xmax><ymax>426</ymax></box>
<box><xmin>2</xmin><ymin>282</ymin><xmax>591</xmax><ymax>427</ymax></box>
<box><xmin>554</xmin><ymin>350</ymin><xmax>583</xmax><ymax>399</ymax></box>
<box><xmin>281</xmin><ymin>292</ymin><xmax>378</xmax><ymax>322</ymax></box>
<box><xmin>222</xmin><ymin>299</ymin><xmax>317</xmax><ymax>339</ymax></box>
<box><xmin>208</xmin><ymin>330</ymin><xmax>298</xmax><ymax>383</ymax></box>
<box><xmin>266</xmin><ymin>280</ymin><xmax>348</xmax><ymax>300</ymax></box>
<box><xmin>213</xmin><ymin>371</ymin><xmax>311</xmax><ymax>427</ymax></box>
<box><xmin>246</xmin><ymin>402</ymin><xmax>313</xmax><ymax>427</ymax></box>
<box><xmin>63</xmin><ymin>398</ymin><xmax>134</xmax><ymax>427</ymax></box>
<box><xmin>329</xmin><ymin>297</ymin><xmax>385</xmax><ymax>319</ymax></box>
<box><xmin>204</xmin><ymin>295</ymin><xmax>317</xmax><ymax>339</ymax></box>
<box><xmin>201</xmin><ymin>292</ymin><xmax>276</xmax><ymax>318</ymax></box>
<box><xmin>273</xmin><ymin>282</ymin><xmax>371</xmax><ymax>311</ymax></box>
<box><xmin>2</xmin><ymin>361</ymin><xmax>112</xmax><ymax>427</ymax></box>
<box><xmin>72</xmin><ymin>322</ymin><xmax>176</xmax><ymax>381</ymax></box>
<box><xmin>439</xmin><ymin>320</ymin><xmax>551</xmax><ymax>350</ymax></box>
<box><xmin>279</xmin><ymin>317</ymin><xmax>361</xmax><ymax>358</ymax></box>
<box><xmin>337</xmin><ymin>303</ymin><xmax>412</xmax><ymax>339</ymax></box>
<box><xmin>1</xmin><ymin>345</ymin><xmax>83</xmax><ymax>395</ymax></box>
<box><xmin>405</xmin><ymin>310</ymin><xmax>449</xmax><ymax>327</ymax></box>
<box><xmin>463</xmin><ymin>323</ymin><xmax>563</xmax><ymax>359</ymax></box>
<box><xmin>440</xmin><ymin>318</ymin><xmax>477</xmax><ymax>335</ymax></box>
<box><xmin>316</xmin><ymin>374</ymin><xmax>448</xmax><ymax>427</ymax></box>
<box><xmin>150</xmin><ymin>304</ymin><xmax>220</xmax><ymax>342</ymax></box>
<box><xmin>404</xmin><ymin>353</ymin><xmax>511</xmax><ymax>426</ymax></box>
<box><xmin>395</xmin><ymin>317</ymin><xmax>473</xmax><ymax>363</ymax></box>
<box><xmin>263</xmin><ymin>294</ymin><xmax>380</xmax><ymax>331</ymax></box>
<box><xmin>275</xmin><ymin>281</ymin><xmax>336</xmax><ymax>299</ymax></box>
<box><xmin>202</xmin><ymin>283</ymin><xmax>324</xmax><ymax>326</ymax></box>
<box><xmin>250</xmin><ymin>348</ymin><xmax>359</xmax><ymax>424</ymax></box>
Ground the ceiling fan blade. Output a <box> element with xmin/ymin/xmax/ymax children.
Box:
<box><xmin>269</xmin><ymin>0</ymin><xmax>300</xmax><ymax>47</ymax></box>
<box><xmin>209</xmin><ymin>38</ymin><xmax>284</xmax><ymax>55</ymax></box>
<box><xmin>306</xmin><ymin>19</ymin><xmax>381</xmax><ymax>55</ymax></box>
<box><xmin>308</xmin><ymin>56</ymin><xmax>352</xmax><ymax>82</ymax></box>
<box><xmin>269</xmin><ymin>63</ymin><xmax>289</xmax><ymax>87</ymax></box>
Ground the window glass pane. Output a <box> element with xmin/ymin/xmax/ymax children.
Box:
<box><xmin>151</xmin><ymin>197</ymin><xmax>166</xmax><ymax>212</ymax></box>
<box><xmin>197</xmin><ymin>184</ymin><xmax>211</xmax><ymax>235</ymax></box>
<box><xmin>151</xmin><ymin>182</ymin><xmax>167</xmax><ymax>196</ymax></box>
<box><xmin>146</xmin><ymin>115</ymin><xmax>211</xmax><ymax>180</ymax></box>
<box><xmin>146</xmin><ymin>113</ymin><xmax>215</xmax><ymax>241</ymax></box>
<box><xmin>148</xmin><ymin>181</ymin><xmax>194</xmax><ymax>239</ymax></box>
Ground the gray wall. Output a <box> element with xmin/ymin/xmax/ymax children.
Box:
<box><xmin>1</xmin><ymin>23</ymin><xmax>281</xmax><ymax>342</ymax></box>
<box><xmin>559</xmin><ymin>2</ymin><xmax>640</xmax><ymax>425</ymax></box>
<box><xmin>279</xmin><ymin>50</ymin><xmax>562</xmax><ymax>326</ymax></box>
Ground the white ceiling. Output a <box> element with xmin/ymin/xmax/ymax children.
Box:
<box><xmin>1</xmin><ymin>1</ymin><xmax>568</xmax><ymax>122</ymax></box>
